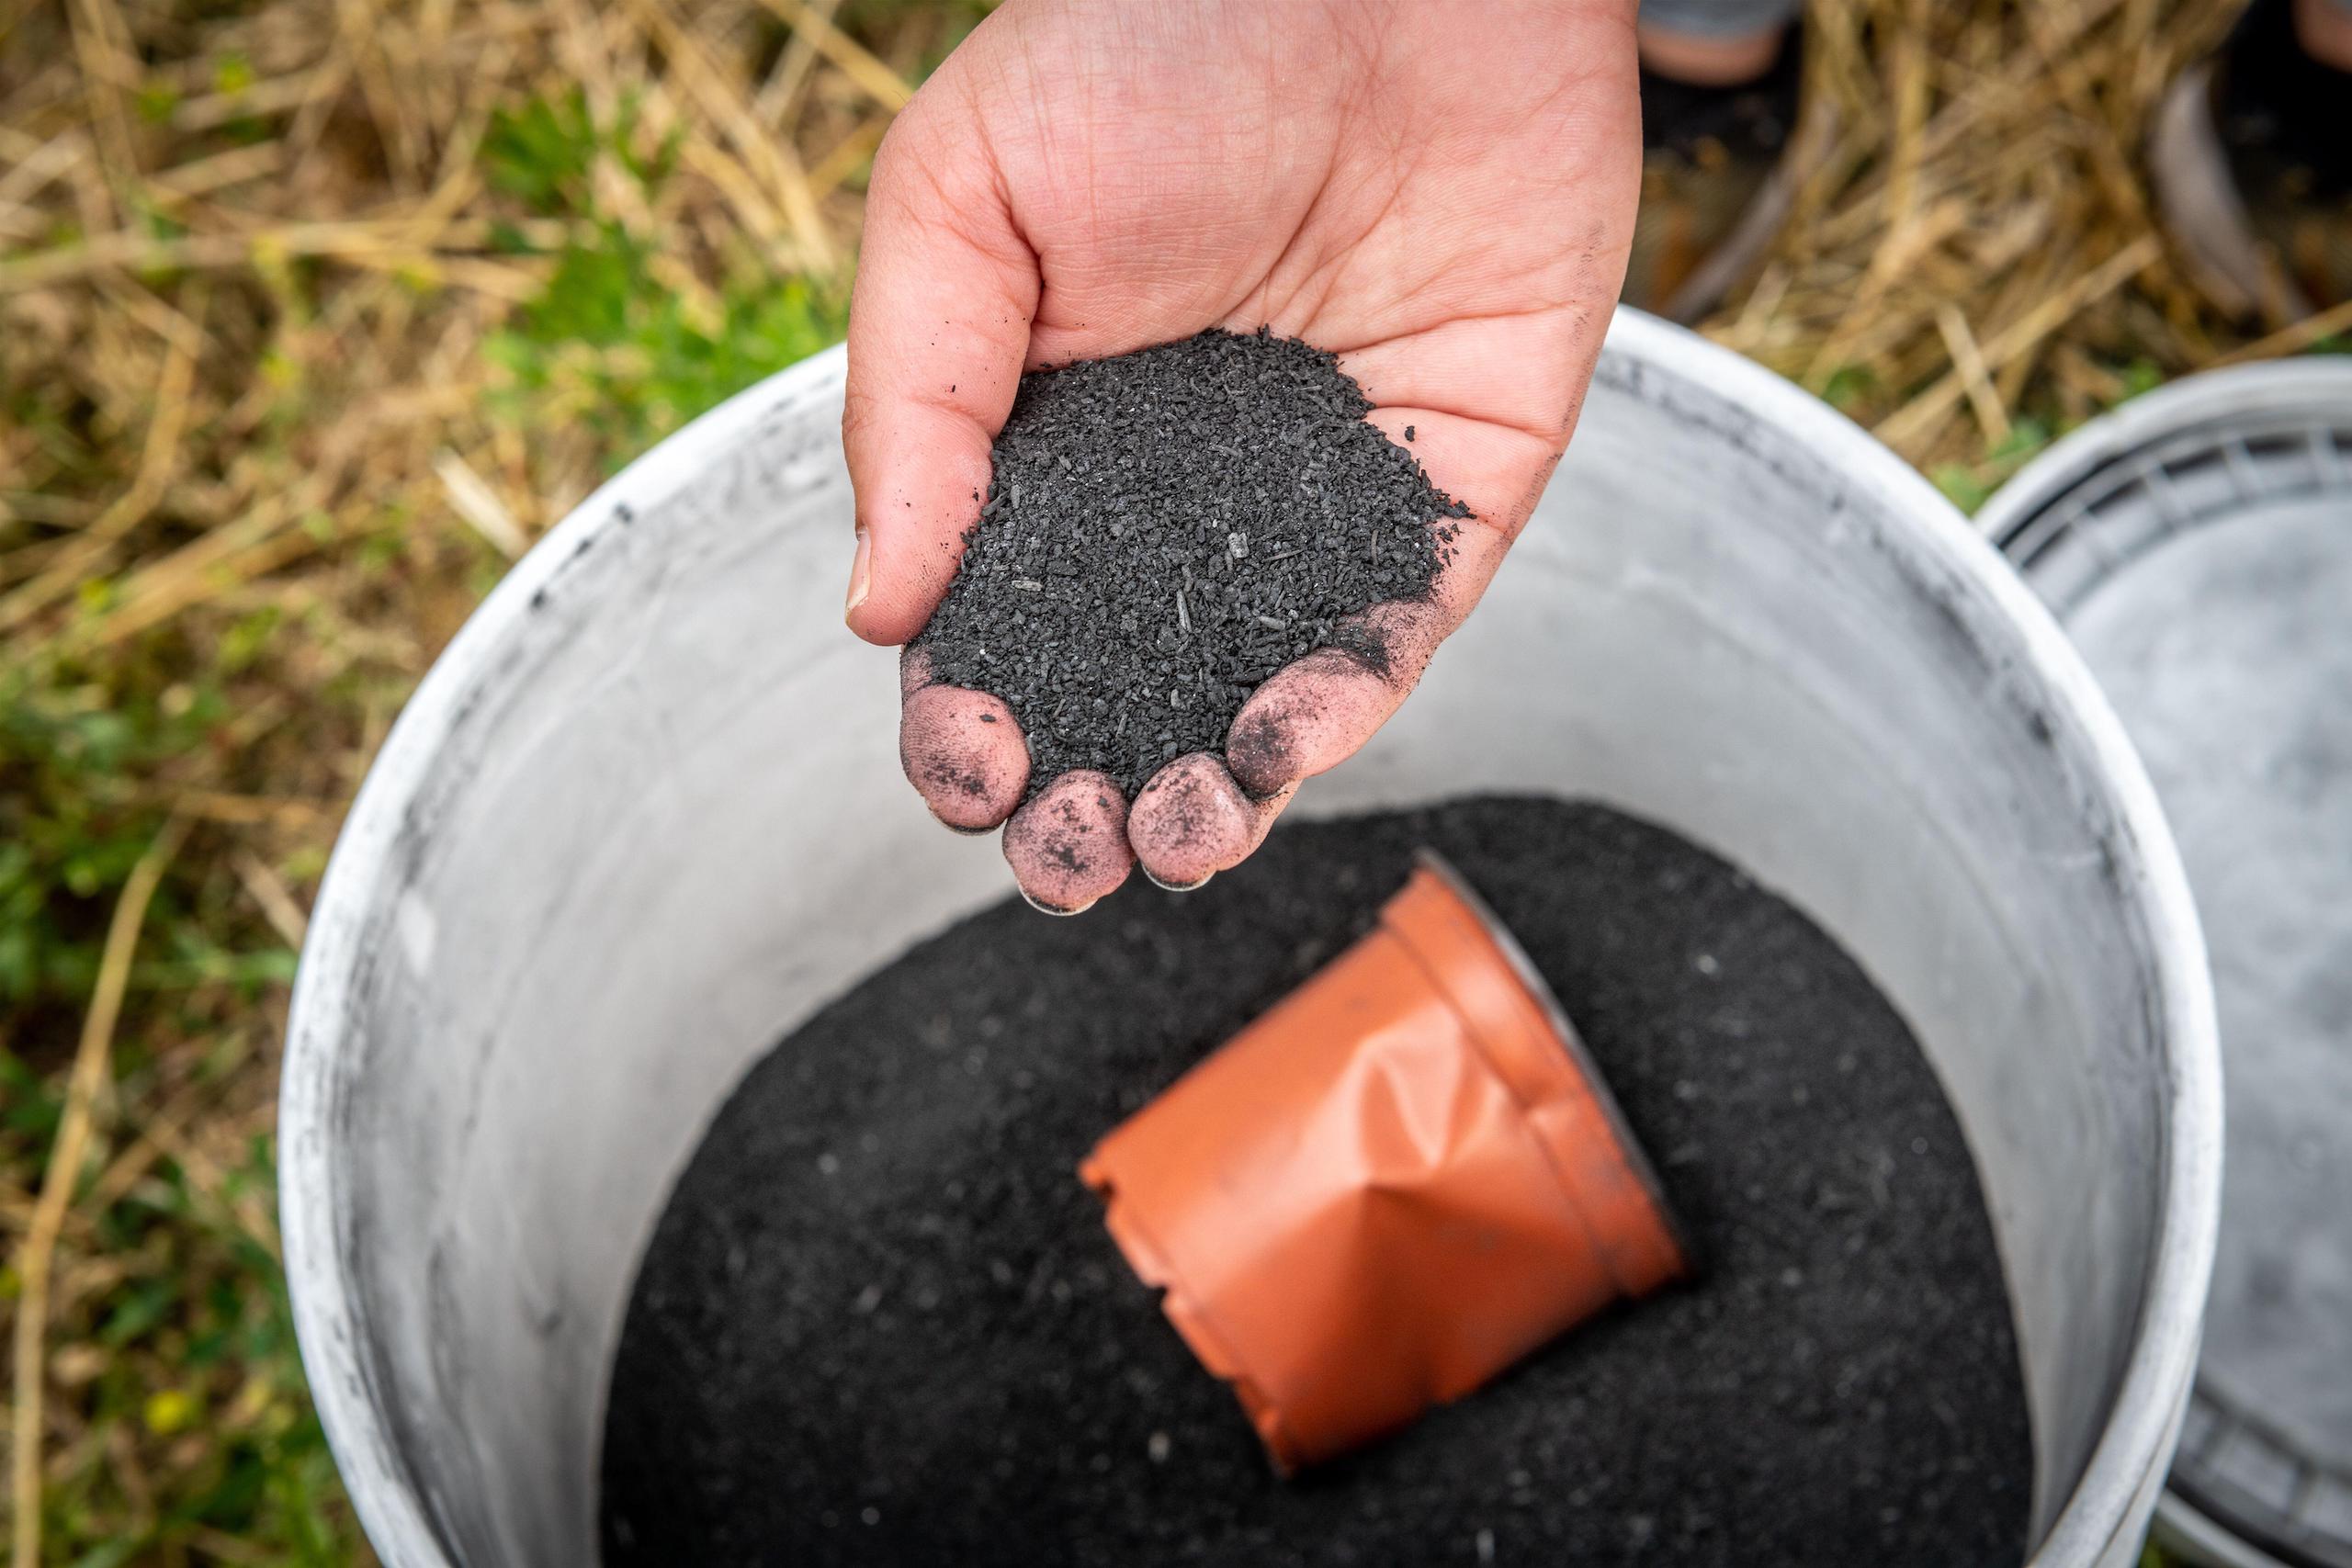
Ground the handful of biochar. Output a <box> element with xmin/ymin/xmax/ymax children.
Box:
<box><xmin>919</xmin><ymin>328</ymin><xmax>1469</xmax><ymax>796</ymax></box>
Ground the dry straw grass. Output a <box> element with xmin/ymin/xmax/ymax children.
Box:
<box><xmin>2</xmin><ymin>3</ymin><xmax>950</xmax><ymax>1558</ymax></box>
<box><xmin>1721</xmin><ymin>0</ymin><xmax>2338</xmax><ymax>502</ymax></box>
<box><xmin>0</xmin><ymin>0</ymin><xmax>2323</xmax><ymax>1560</ymax></box>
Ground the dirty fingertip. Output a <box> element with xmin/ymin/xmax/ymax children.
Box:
<box><xmin>1225</xmin><ymin>701</ymin><xmax>1304</xmax><ymax>800</ymax></box>
<box><xmin>1225</xmin><ymin>650</ymin><xmax>1401</xmax><ymax>798</ymax></box>
<box><xmin>1002</xmin><ymin>771</ymin><xmax>1132</xmax><ymax>913</ymax></box>
<box><xmin>1129</xmin><ymin>753</ymin><xmax>1262</xmax><ymax>889</ymax></box>
<box><xmin>900</xmin><ymin>685</ymin><xmax>1028</xmax><ymax>831</ymax></box>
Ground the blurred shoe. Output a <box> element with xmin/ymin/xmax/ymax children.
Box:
<box><xmin>2152</xmin><ymin>0</ymin><xmax>2352</xmax><ymax>324</ymax></box>
<box><xmin>1623</xmin><ymin>29</ymin><xmax>1821</xmax><ymax>322</ymax></box>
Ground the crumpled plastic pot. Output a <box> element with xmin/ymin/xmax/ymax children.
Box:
<box><xmin>1080</xmin><ymin>851</ymin><xmax>1689</xmax><ymax>1473</ymax></box>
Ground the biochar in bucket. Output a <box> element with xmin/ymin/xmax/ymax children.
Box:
<box><xmin>602</xmin><ymin>797</ymin><xmax>2034</xmax><ymax>1568</ymax></box>
<box><xmin>916</xmin><ymin>328</ymin><xmax>1467</xmax><ymax>796</ymax></box>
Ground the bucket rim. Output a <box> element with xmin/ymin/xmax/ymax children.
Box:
<box><xmin>277</xmin><ymin>310</ymin><xmax>2222</xmax><ymax>1568</ymax></box>
<box><xmin>1974</xmin><ymin>356</ymin><xmax>2352</xmax><ymax>547</ymax></box>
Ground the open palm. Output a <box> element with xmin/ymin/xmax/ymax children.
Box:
<box><xmin>843</xmin><ymin>0</ymin><xmax>1640</xmax><ymax>911</ymax></box>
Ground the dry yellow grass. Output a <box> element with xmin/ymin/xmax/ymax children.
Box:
<box><xmin>1716</xmin><ymin>0</ymin><xmax>2262</xmax><ymax>502</ymax></box>
<box><xmin>2</xmin><ymin>5</ymin><xmax>961</xmax><ymax>1557</ymax></box>
<box><xmin>0</xmin><ymin>0</ymin><xmax>2321</xmax><ymax>1561</ymax></box>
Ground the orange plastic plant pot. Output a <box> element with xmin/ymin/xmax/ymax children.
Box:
<box><xmin>1080</xmin><ymin>852</ymin><xmax>1690</xmax><ymax>1474</ymax></box>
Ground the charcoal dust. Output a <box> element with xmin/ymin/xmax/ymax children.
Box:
<box><xmin>919</xmin><ymin>329</ymin><xmax>1468</xmax><ymax>795</ymax></box>
<box><xmin>603</xmin><ymin>798</ymin><xmax>2032</xmax><ymax>1568</ymax></box>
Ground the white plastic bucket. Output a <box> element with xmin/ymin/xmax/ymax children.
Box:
<box><xmin>282</xmin><ymin>310</ymin><xmax>2220</xmax><ymax>1568</ymax></box>
<box><xmin>1981</xmin><ymin>360</ymin><xmax>2352</xmax><ymax>1568</ymax></box>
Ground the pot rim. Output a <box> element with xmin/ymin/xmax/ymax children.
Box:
<box><xmin>1397</xmin><ymin>848</ymin><xmax>1693</xmax><ymax>1288</ymax></box>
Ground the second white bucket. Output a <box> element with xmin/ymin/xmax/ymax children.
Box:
<box><xmin>282</xmin><ymin>310</ymin><xmax>2220</xmax><ymax>1567</ymax></box>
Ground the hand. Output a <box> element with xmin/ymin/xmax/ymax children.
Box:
<box><xmin>843</xmin><ymin>0</ymin><xmax>1640</xmax><ymax>911</ymax></box>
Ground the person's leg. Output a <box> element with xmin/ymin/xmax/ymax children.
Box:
<box><xmin>2296</xmin><ymin>0</ymin><xmax>2352</xmax><ymax>71</ymax></box>
<box><xmin>1622</xmin><ymin>0</ymin><xmax>1816</xmax><ymax>321</ymax></box>
<box><xmin>2153</xmin><ymin>0</ymin><xmax>2352</xmax><ymax>322</ymax></box>
<box><xmin>1637</xmin><ymin>0</ymin><xmax>1797</xmax><ymax>85</ymax></box>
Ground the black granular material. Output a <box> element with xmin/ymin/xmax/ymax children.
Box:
<box><xmin>602</xmin><ymin>798</ymin><xmax>2032</xmax><ymax>1568</ymax></box>
<box><xmin>917</xmin><ymin>329</ymin><xmax>1468</xmax><ymax>795</ymax></box>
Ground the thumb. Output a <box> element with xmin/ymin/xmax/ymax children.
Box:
<box><xmin>842</xmin><ymin>91</ymin><xmax>1039</xmax><ymax>647</ymax></box>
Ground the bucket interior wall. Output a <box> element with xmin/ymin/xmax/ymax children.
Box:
<box><xmin>292</xmin><ymin>323</ymin><xmax>2187</xmax><ymax>1567</ymax></box>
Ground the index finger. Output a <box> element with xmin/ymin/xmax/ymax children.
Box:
<box><xmin>842</xmin><ymin>87</ymin><xmax>1040</xmax><ymax>647</ymax></box>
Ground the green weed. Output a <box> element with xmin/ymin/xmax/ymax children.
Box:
<box><xmin>6</xmin><ymin>57</ymin><xmax>860</xmax><ymax>1568</ymax></box>
<box><xmin>0</xmin><ymin>657</ymin><xmax>208</xmax><ymax>1019</ymax></box>
<box><xmin>480</xmin><ymin>89</ymin><xmax>848</xmax><ymax>457</ymax></box>
<box><xmin>486</xmin><ymin>226</ymin><xmax>844</xmax><ymax>457</ymax></box>
<box><xmin>1819</xmin><ymin>363</ymin><xmax>1880</xmax><ymax>416</ymax></box>
<box><xmin>484</xmin><ymin>89</ymin><xmax>679</xmax><ymax>218</ymax></box>
<box><xmin>1929</xmin><ymin>416</ymin><xmax>2055</xmax><ymax>514</ymax></box>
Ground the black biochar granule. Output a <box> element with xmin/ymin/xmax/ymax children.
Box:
<box><xmin>602</xmin><ymin>797</ymin><xmax>2032</xmax><ymax>1568</ymax></box>
<box><xmin>918</xmin><ymin>329</ymin><xmax>1468</xmax><ymax>796</ymax></box>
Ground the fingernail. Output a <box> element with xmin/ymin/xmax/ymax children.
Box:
<box><xmin>1143</xmin><ymin>866</ymin><xmax>1214</xmax><ymax>893</ymax></box>
<box><xmin>844</xmin><ymin>525</ymin><xmax>872</xmax><ymax>621</ymax></box>
<box><xmin>1019</xmin><ymin>887</ymin><xmax>1092</xmax><ymax>918</ymax></box>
